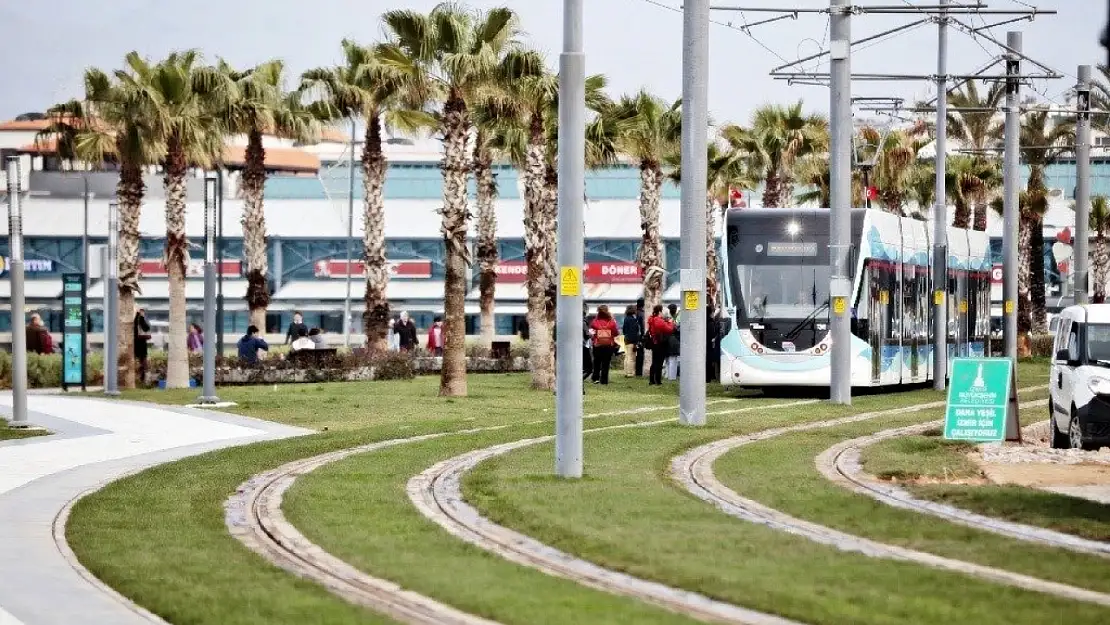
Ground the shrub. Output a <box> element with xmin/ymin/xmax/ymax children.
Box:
<box><xmin>0</xmin><ymin>350</ymin><xmax>105</xmax><ymax>389</ymax></box>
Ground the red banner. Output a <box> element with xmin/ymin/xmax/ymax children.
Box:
<box><xmin>493</xmin><ymin>261</ymin><xmax>642</xmax><ymax>284</ymax></box>
<box><xmin>140</xmin><ymin>259</ymin><xmax>241</xmax><ymax>278</ymax></box>
<box><xmin>314</xmin><ymin>259</ymin><xmax>433</xmax><ymax>279</ymax></box>
<box><xmin>991</xmin><ymin>264</ymin><xmax>1003</xmax><ymax>284</ymax></box>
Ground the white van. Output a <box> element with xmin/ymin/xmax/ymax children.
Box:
<box><xmin>1049</xmin><ymin>305</ymin><xmax>1110</xmax><ymax>450</ymax></box>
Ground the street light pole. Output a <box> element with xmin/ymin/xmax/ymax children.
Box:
<box><xmin>1002</xmin><ymin>31</ymin><xmax>1022</xmax><ymax>362</ymax></box>
<box><xmin>1075</xmin><ymin>65</ymin><xmax>1092</xmax><ymax>306</ymax></box>
<box><xmin>199</xmin><ymin>177</ymin><xmax>220</xmax><ymax>404</ymax></box>
<box><xmin>679</xmin><ymin>0</ymin><xmax>709</xmax><ymax>426</ymax></box>
<box><xmin>932</xmin><ymin>0</ymin><xmax>949</xmax><ymax>389</ymax></box>
<box><xmin>555</xmin><ymin>0</ymin><xmax>586</xmax><ymax>478</ymax></box>
<box><xmin>344</xmin><ymin>117</ymin><xmax>356</xmax><ymax>347</ymax></box>
<box><xmin>104</xmin><ymin>201</ymin><xmax>121</xmax><ymax>397</ymax></box>
<box><xmin>829</xmin><ymin>0</ymin><xmax>853</xmax><ymax>405</ymax></box>
<box><xmin>6</xmin><ymin>157</ymin><xmax>29</xmax><ymax>427</ymax></box>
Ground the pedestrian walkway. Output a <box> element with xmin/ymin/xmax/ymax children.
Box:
<box><xmin>0</xmin><ymin>394</ymin><xmax>312</xmax><ymax>625</ymax></box>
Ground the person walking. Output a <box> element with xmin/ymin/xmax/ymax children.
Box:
<box><xmin>395</xmin><ymin>311</ymin><xmax>418</xmax><ymax>352</ymax></box>
<box><xmin>633</xmin><ymin>298</ymin><xmax>646</xmax><ymax>376</ymax></box>
<box><xmin>426</xmin><ymin>315</ymin><xmax>445</xmax><ymax>356</ymax></box>
<box><xmin>646</xmin><ymin>304</ymin><xmax>674</xmax><ymax>385</ymax></box>
<box><xmin>590</xmin><ymin>305</ymin><xmax>619</xmax><ymax>385</ymax></box>
<box><xmin>134</xmin><ymin>308</ymin><xmax>152</xmax><ymax>384</ymax></box>
<box><xmin>621</xmin><ymin>304</ymin><xmax>641</xmax><ymax>377</ymax></box>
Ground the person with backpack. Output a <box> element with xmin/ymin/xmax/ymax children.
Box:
<box><xmin>646</xmin><ymin>304</ymin><xmax>674</xmax><ymax>385</ymax></box>
<box><xmin>589</xmin><ymin>305</ymin><xmax>620</xmax><ymax>385</ymax></box>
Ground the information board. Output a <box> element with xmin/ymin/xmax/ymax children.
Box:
<box><xmin>61</xmin><ymin>273</ymin><xmax>87</xmax><ymax>390</ymax></box>
<box><xmin>943</xmin><ymin>357</ymin><xmax>1021</xmax><ymax>442</ymax></box>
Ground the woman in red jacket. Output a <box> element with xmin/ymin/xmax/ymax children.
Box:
<box><xmin>589</xmin><ymin>305</ymin><xmax>620</xmax><ymax>385</ymax></box>
<box><xmin>646</xmin><ymin>304</ymin><xmax>674</xmax><ymax>385</ymax></box>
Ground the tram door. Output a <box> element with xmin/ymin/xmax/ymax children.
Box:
<box><xmin>867</xmin><ymin>264</ymin><xmax>885</xmax><ymax>384</ymax></box>
<box><xmin>903</xmin><ymin>262</ymin><xmax>919</xmax><ymax>381</ymax></box>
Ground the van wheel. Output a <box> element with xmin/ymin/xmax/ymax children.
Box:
<box><xmin>1069</xmin><ymin>411</ymin><xmax>1097</xmax><ymax>451</ymax></box>
<box><xmin>1050</xmin><ymin>408</ymin><xmax>1070</xmax><ymax>449</ymax></box>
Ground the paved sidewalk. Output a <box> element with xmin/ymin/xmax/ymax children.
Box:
<box><xmin>0</xmin><ymin>394</ymin><xmax>313</xmax><ymax>625</ymax></box>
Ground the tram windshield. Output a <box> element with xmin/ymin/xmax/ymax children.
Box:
<box><xmin>735</xmin><ymin>264</ymin><xmax>831</xmax><ymax>322</ymax></box>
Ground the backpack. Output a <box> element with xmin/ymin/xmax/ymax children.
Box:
<box><xmin>594</xmin><ymin>325</ymin><xmax>615</xmax><ymax>347</ymax></box>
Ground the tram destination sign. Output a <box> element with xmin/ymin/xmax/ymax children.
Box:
<box><xmin>943</xmin><ymin>358</ymin><xmax>1021</xmax><ymax>442</ymax></box>
<box><xmin>766</xmin><ymin>241</ymin><xmax>818</xmax><ymax>257</ymax></box>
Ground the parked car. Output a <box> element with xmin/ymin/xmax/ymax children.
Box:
<box><xmin>1048</xmin><ymin>305</ymin><xmax>1110</xmax><ymax>450</ymax></box>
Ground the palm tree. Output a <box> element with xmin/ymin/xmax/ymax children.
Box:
<box><xmin>945</xmin><ymin>155</ymin><xmax>993</xmax><ymax>228</ymax></box>
<box><xmin>302</xmin><ymin>39</ymin><xmax>433</xmax><ymax>350</ymax></box>
<box><xmin>854</xmin><ymin>127</ymin><xmax>928</xmax><ymax>215</ymax></box>
<box><xmin>40</xmin><ymin>54</ymin><xmax>164</xmax><ymax>388</ymax></box>
<box><xmin>1021</xmin><ymin>107</ymin><xmax>1075</xmax><ymax>333</ymax></box>
<box><xmin>1091</xmin><ymin>195</ymin><xmax>1110</xmax><ymax>303</ymax></box>
<box><xmin>214</xmin><ymin>59</ymin><xmax>319</xmax><ymax>331</ymax></box>
<box><xmin>992</xmin><ymin>189</ymin><xmax>1046</xmax><ymax>337</ymax></box>
<box><xmin>468</xmin><ymin>107</ymin><xmax>510</xmax><ymax>349</ymax></box>
<box><xmin>728</xmin><ymin>102</ymin><xmax>828</xmax><ymax>208</ymax></box>
<box><xmin>378</xmin><ymin>4</ymin><xmax>538</xmax><ymax>397</ymax></box>
<box><xmin>792</xmin><ymin>153</ymin><xmax>865</xmax><ymax>208</ymax></box>
<box><xmin>143</xmin><ymin>51</ymin><xmax>225</xmax><ymax>388</ymax></box>
<box><xmin>1089</xmin><ymin>65</ymin><xmax>1110</xmax><ymax>130</ymax></box>
<box><xmin>604</xmin><ymin>90</ymin><xmax>682</xmax><ymax>312</ymax></box>
<box><xmin>946</xmin><ymin>80</ymin><xmax>1004</xmax><ymax>230</ymax></box>
<box><xmin>906</xmin><ymin>161</ymin><xmax>936</xmax><ymax>219</ymax></box>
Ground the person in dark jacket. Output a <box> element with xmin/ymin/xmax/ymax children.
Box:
<box><xmin>237</xmin><ymin>325</ymin><xmax>269</xmax><ymax>364</ymax></box>
<box><xmin>646</xmin><ymin>304</ymin><xmax>674</xmax><ymax>385</ymax></box>
<box><xmin>706</xmin><ymin>305</ymin><xmax>721</xmax><ymax>383</ymax></box>
<box><xmin>285</xmin><ymin>311</ymin><xmax>308</xmax><ymax>345</ymax></box>
<box><xmin>582</xmin><ymin>304</ymin><xmax>593</xmax><ymax>379</ymax></box>
<box><xmin>134</xmin><ymin>309</ymin><xmax>151</xmax><ymax>383</ymax></box>
<box><xmin>25</xmin><ymin>313</ymin><xmax>52</xmax><ymax>354</ymax></box>
<box><xmin>622</xmin><ymin>304</ymin><xmax>641</xmax><ymax>377</ymax></box>
<box><xmin>395</xmin><ymin>311</ymin><xmax>418</xmax><ymax>351</ymax></box>
<box><xmin>634</xmin><ymin>298</ymin><xmax>646</xmax><ymax>376</ymax></box>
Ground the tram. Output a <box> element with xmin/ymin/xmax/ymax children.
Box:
<box><xmin>718</xmin><ymin>208</ymin><xmax>991</xmax><ymax>388</ymax></box>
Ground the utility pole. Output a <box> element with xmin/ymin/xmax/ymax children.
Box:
<box><xmin>679</xmin><ymin>0</ymin><xmax>710</xmax><ymax>426</ymax></box>
<box><xmin>344</xmin><ymin>118</ymin><xmax>356</xmax><ymax>347</ymax></box>
<box><xmin>555</xmin><ymin>0</ymin><xmax>586</xmax><ymax>478</ymax></box>
<box><xmin>199</xmin><ymin>178</ymin><xmax>220</xmax><ymax>404</ymax></box>
<box><xmin>104</xmin><ymin>202</ymin><xmax>121</xmax><ymax>396</ymax></box>
<box><xmin>932</xmin><ymin>0</ymin><xmax>949</xmax><ymax>389</ymax></box>
<box><xmin>6</xmin><ymin>157</ymin><xmax>28</xmax><ymax>426</ymax></box>
<box><xmin>1002</xmin><ymin>31</ymin><xmax>1021</xmax><ymax>361</ymax></box>
<box><xmin>829</xmin><ymin>0</ymin><xmax>853</xmax><ymax>405</ymax></box>
<box><xmin>1075</xmin><ymin>64</ymin><xmax>1092</xmax><ymax>305</ymax></box>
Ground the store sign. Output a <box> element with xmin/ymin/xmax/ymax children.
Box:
<box><xmin>493</xmin><ymin>261</ymin><xmax>642</xmax><ymax>284</ymax></box>
<box><xmin>61</xmin><ymin>273</ymin><xmax>86</xmax><ymax>389</ymax></box>
<box><xmin>314</xmin><ymin>259</ymin><xmax>433</xmax><ymax>279</ymax></box>
<box><xmin>139</xmin><ymin>259</ymin><xmax>242</xmax><ymax>278</ymax></box>
<box><xmin>0</xmin><ymin>257</ymin><xmax>55</xmax><ymax>276</ymax></box>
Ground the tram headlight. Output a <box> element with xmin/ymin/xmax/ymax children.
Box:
<box><xmin>786</xmin><ymin>220</ymin><xmax>800</xmax><ymax>236</ymax></box>
<box><xmin>1087</xmin><ymin>376</ymin><xmax>1110</xmax><ymax>395</ymax></box>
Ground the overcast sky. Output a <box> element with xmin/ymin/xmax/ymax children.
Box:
<box><xmin>0</xmin><ymin>1</ymin><xmax>1102</xmax><ymax>129</ymax></box>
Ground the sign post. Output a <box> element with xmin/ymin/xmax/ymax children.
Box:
<box><xmin>61</xmin><ymin>273</ymin><xmax>87</xmax><ymax>391</ymax></box>
<box><xmin>943</xmin><ymin>357</ymin><xmax>1021</xmax><ymax>442</ymax></box>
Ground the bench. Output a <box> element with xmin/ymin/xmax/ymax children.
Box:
<box><xmin>287</xmin><ymin>347</ymin><xmax>341</xmax><ymax>368</ymax></box>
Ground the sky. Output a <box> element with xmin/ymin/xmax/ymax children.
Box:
<box><xmin>0</xmin><ymin>1</ymin><xmax>1103</xmax><ymax>129</ymax></box>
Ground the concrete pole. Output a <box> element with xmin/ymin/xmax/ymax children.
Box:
<box><xmin>344</xmin><ymin>117</ymin><xmax>356</xmax><ymax>347</ymax></box>
<box><xmin>1002</xmin><ymin>31</ymin><xmax>1022</xmax><ymax>361</ymax></box>
<box><xmin>199</xmin><ymin>178</ymin><xmax>220</xmax><ymax>404</ymax></box>
<box><xmin>932</xmin><ymin>0</ymin><xmax>949</xmax><ymax>388</ymax></box>
<box><xmin>104</xmin><ymin>201</ymin><xmax>121</xmax><ymax>396</ymax></box>
<box><xmin>6</xmin><ymin>157</ymin><xmax>28</xmax><ymax>427</ymax></box>
<box><xmin>679</xmin><ymin>0</ymin><xmax>709</xmax><ymax>426</ymax></box>
<box><xmin>555</xmin><ymin>0</ymin><xmax>585</xmax><ymax>478</ymax></box>
<box><xmin>829</xmin><ymin>0</ymin><xmax>853</xmax><ymax>404</ymax></box>
<box><xmin>1075</xmin><ymin>65</ymin><xmax>1092</xmax><ymax>305</ymax></box>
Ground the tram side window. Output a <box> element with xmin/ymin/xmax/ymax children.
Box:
<box><xmin>902</xmin><ymin>263</ymin><xmax>917</xmax><ymax>345</ymax></box>
<box><xmin>885</xmin><ymin>262</ymin><xmax>899</xmax><ymax>345</ymax></box>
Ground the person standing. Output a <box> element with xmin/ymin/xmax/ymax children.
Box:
<box><xmin>426</xmin><ymin>315</ymin><xmax>445</xmax><ymax>356</ymax></box>
<box><xmin>664</xmin><ymin>308</ymin><xmax>681</xmax><ymax>381</ymax></box>
<box><xmin>187</xmin><ymin>323</ymin><xmax>204</xmax><ymax>354</ymax></box>
<box><xmin>621</xmin><ymin>304</ymin><xmax>641</xmax><ymax>377</ymax></box>
<box><xmin>706</xmin><ymin>305</ymin><xmax>721</xmax><ymax>383</ymax></box>
<box><xmin>25</xmin><ymin>313</ymin><xmax>53</xmax><ymax>355</ymax></box>
<box><xmin>134</xmin><ymin>308</ymin><xmax>151</xmax><ymax>384</ymax></box>
<box><xmin>284</xmin><ymin>312</ymin><xmax>307</xmax><ymax>345</ymax></box>
<box><xmin>395</xmin><ymin>311</ymin><xmax>418</xmax><ymax>352</ymax></box>
<box><xmin>646</xmin><ymin>304</ymin><xmax>674</xmax><ymax>385</ymax></box>
<box><xmin>582</xmin><ymin>304</ymin><xmax>594</xmax><ymax>380</ymax></box>
<box><xmin>590</xmin><ymin>305</ymin><xmax>619</xmax><ymax>385</ymax></box>
<box><xmin>634</xmin><ymin>298</ymin><xmax>646</xmax><ymax>376</ymax></box>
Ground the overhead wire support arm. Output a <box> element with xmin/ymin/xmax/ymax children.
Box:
<box><xmin>971</xmin><ymin>15</ymin><xmax>1036</xmax><ymax>32</ymax></box>
<box><xmin>769</xmin><ymin>18</ymin><xmax>932</xmax><ymax>73</ymax></box>
<box><xmin>948</xmin><ymin>18</ymin><xmax>1063</xmax><ymax>77</ymax></box>
<box><xmin>736</xmin><ymin>12</ymin><xmax>798</xmax><ymax>29</ymax></box>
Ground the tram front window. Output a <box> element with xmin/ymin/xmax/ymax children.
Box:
<box><xmin>736</xmin><ymin>264</ymin><xmax>832</xmax><ymax>323</ymax></box>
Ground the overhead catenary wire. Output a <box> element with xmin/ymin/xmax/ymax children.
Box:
<box><xmin>634</xmin><ymin>0</ymin><xmax>793</xmax><ymax>63</ymax></box>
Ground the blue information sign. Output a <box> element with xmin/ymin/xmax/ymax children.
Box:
<box><xmin>61</xmin><ymin>274</ymin><xmax>87</xmax><ymax>389</ymax></box>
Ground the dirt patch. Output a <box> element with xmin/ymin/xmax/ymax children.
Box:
<box><xmin>978</xmin><ymin>462</ymin><xmax>1110</xmax><ymax>488</ymax></box>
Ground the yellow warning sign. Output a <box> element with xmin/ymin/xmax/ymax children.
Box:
<box><xmin>934</xmin><ymin>290</ymin><xmax>944</xmax><ymax>306</ymax></box>
<box><xmin>879</xmin><ymin>290</ymin><xmax>889</xmax><ymax>305</ymax></box>
<box><xmin>559</xmin><ymin>266</ymin><xmax>580</xmax><ymax>296</ymax></box>
<box><xmin>683</xmin><ymin>290</ymin><xmax>699</xmax><ymax>311</ymax></box>
<box><xmin>1004</xmin><ymin>300</ymin><xmax>1014</xmax><ymax>314</ymax></box>
<box><xmin>958</xmin><ymin>300</ymin><xmax>968</xmax><ymax>313</ymax></box>
<box><xmin>833</xmin><ymin>296</ymin><xmax>847</xmax><ymax>315</ymax></box>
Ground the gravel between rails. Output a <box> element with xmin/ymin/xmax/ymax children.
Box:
<box><xmin>672</xmin><ymin>390</ymin><xmax>1110</xmax><ymax>607</ymax></box>
<box><xmin>817</xmin><ymin>406</ymin><xmax>1110</xmax><ymax>558</ymax></box>
<box><xmin>408</xmin><ymin>401</ymin><xmax>819</xmax><ymax>625</ymax></box>
<box><xmin>222</xmin><ymin>396</ymin><xmax>783</xmax><ymax>625</ymax></box>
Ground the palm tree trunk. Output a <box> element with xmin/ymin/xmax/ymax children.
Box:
<box><xmin>242</xmin><ymin>128</ymin><xmax>270</xmax><ymax>331</ymax></box>
<box><xmin>1093</xmin><ymin>235</ymin><xmax>1110</xmax><ymax>302</ymax></box>
<box><xmin>761</xmin><ymin>170</ymin><xmax>783</xmax><ymax>208</ymax></box>
<box><xmin>1017</xmin><ymin>217</ymin><xmax>1033</xmax><ymax>334</ymax></box>
<box><xmin>473</xmin><ymin>136</ymin><xmax>498</xmax><ymax>349</ymax></box>
<box><xmin>116</xmin><ymin>159</ymin><xmax>144</xmax><ymax>389</ymax></box>
<box><xmin>973</xmin><ymin>200</ymin><xmax>988</xmax><ymax>231</ymax></box>
<box><xmin>638</xmin><ymin>163</ymin><xmax>665</xmax><ymax>312</ymax></box>
<box><xmin>952</xmin><ymin>199</ymin><xmax>971</xmax><ymax>230</ymax></box>
<box><xmin>706</xmin><ymin>199</ymin><xmax>721</xmax><ymax>309</ymax></box>
<box><xmin>362</xmin><ymin>113</ymin><xmax>390</xmax><ymax>351</ymax></box>
<box><xmin>439</xmin><ymin>95</ymin><xmax>471</xmax><ymax>397</ymax></box>
<box><xmin>522</xmin><ymin>119</ymin><xmax>554</xmax><ymax>390</ymax></box>
<box><xmin>1028</xmin><ymin>218</ymin><xmax>1047</xmax><ymax>333</ymax></box>
<box><xmin>542</xmin><ymin>165</ymin><xmax>558</xmax><ymax>381</ymax></box>
<box><xmin>163</xmin><ymin>139</ymin><xmax>190</xmax><ymax>389</ymax></box>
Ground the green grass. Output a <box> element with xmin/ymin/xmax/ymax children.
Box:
<box><xmin>0</xmin><ymin>418</ymin><xmax>47</xmax><ymax>440</ymax></box>
<box><xmin>862</xmin><ymin>431</ymin><xmax>1110</xmax><ymax>541</ymax></box>
<box><xmin>461</xmin><ymin>373</ymin><xmax>1103</xmax><ymax>625</ymax></box>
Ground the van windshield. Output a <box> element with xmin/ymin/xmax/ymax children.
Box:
<box><xmin>1087</xmin><ymin>324</ymin><xmax>1110</xmax><ymax>362</ymax></box>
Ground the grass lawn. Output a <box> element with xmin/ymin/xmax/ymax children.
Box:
<box><xmin>68</xmin><ymin>373</ymin><xmax>747</xmax><ymax>625</ymax></box>
<box><xmin>462</xmin><ymin>371</ymin><xmax>1102</xmax><ymax>625</ymax></box>
<box><xmin>0</xmin><ymin>418</ymin><xmax>47</xmax><ymax>440</ymax></box>
<box><xmin>862</xmin><ymin>432</ymin><xmax>1110</xmax><ymax>542</ymax></box>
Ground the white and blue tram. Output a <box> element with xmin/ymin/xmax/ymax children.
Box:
<box><xmin>718</xmin><ymin>208</ymin><xmax>992</xmax><ymax>388</ymax></box>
